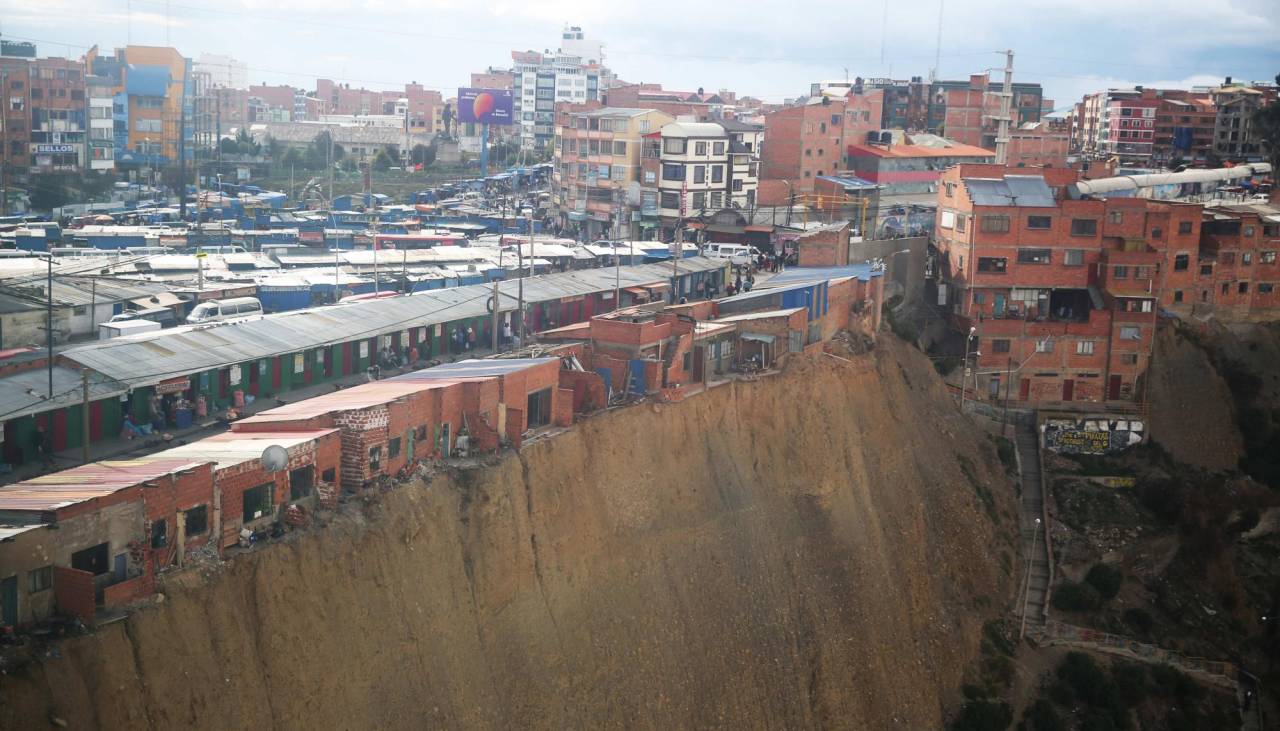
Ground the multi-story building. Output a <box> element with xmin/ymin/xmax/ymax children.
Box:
<box><xmin>1006</xmin><ymin>120</ymin><xmax>1070</xmax><ymax>168</ymax></box>
<box><xmin>937</xmin><ymin>73</ymin><xmax>1050</xmax><ymax>148</ymax></box>
<box><xmin>511</xmin><ymin>29</ymin><xmax>610</xmax><ymax>151</ymax></box>
<box><xmin>85</xmin><ymin>45</ymin><xmax>192</xmax><ymax>170</ymax></box>
<box><xmin>28</xmin><ymin>57</ymin><xmax>87</xmax><ymax>173</ymax></box>
<box><xmin>471</xmin><ymin>68</ymin><xmax>514</xmax><ymax>90</ymax></box>
<box><xmin>0</xmin><ymin>55</ymin><xmax>33</xmax><ymax>171</ymax></box>
<box><xmin>194</xmin><ymin>53</ymin><xmax>248</xmax><ymax>90</ymax></box>
<box><xmin>601</xmin><ymin>83</ymin><xmax>733</xmax><ymax>121</ymax></box>
<box><xmin>760</xmin><ymin>87</ymin><xmax>883</xmax><ymax>203</ymax></box>
<box><xmin>934</xmin><ymin>163</ymin><xmax>1168</xmax><ymax>404</ymax></box>
<box><xmin>638</xmin><ymin>121</ymin><xmax>760</xmax><ymax>238</ymax></box>
<box><xmin>1211</xmin><ymin>81</ymin><xmax>1276</xmax><ymax>161</ymax></box>
<box><xmin>85</xmin><ymin>73</ymin><xmax>116</xmax><ymax>171</ymax></box>
<box><xmin>552</xmin><ymin>106</ymin><xmax>674</xmax><ymax>240</ymax></box>
<box><xmin>1177</xmin><ymin>202</ymin><xmax>1280</xmax><ymax>319</ymax></box>
<box><xmin>845</xmin><ymin>134</ymin><xmax>994</xmax><ymax>195</ymax></box>
<box><xmin>1153</xmin><ymin>94</ymin><xmax>1215</xmax><ymax>165</ymax></box>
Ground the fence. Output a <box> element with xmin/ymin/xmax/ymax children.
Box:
<box><xmin>1037</xmin><ymin>619</ymin><xmax>1240</xmax><ymax>687</ymax></box>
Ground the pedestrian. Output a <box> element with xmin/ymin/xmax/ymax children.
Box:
<box><xmin>466</xmin><ymin>326</ymin><xmax>476</xmax><ymax>351</ymax></box>
<box><xmin>734</xmin><ymin>270</ymin><xmax>743</xmax><ymax>292</ymax></box>
<box><xmin>502</xmin><ymin>319</ymin><xmax>513</xmax><ymax>347</ymax></box>
<box><xmin>33</xmin><ymin>423</ymin><xmax>53</xmax><ymax>469</ymax></box>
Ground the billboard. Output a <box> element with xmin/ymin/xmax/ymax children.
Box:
<box><xmin>456</xmin><ymin>87</ymin><xmax>514</xmax><ymax>125</ymax></box>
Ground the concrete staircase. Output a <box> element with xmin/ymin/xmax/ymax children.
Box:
<box><xmin>1015</xmin><ymin>414</ymin><xmax>1051</xmax><ymax>634</ymax></box>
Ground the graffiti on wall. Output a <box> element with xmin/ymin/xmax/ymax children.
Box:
<box><xmin>1043</xmin><ymin>416</ymin><xmax>1145</xmax><ymax>455</ymax></box>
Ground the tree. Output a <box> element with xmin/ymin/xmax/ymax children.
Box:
<box><xmin>340</xmin><ymin>157</ymin><xmax>358</xmax><ymax>173</ymax></box>
<box><xmin>372</xmin><ymin>149</ymin><xmax>393</xmax><ymax>171</ymax></box>
<box><xmin>1251</xmin><ymin>88</ymin><xmax>1280</xmax><ymax>171</ymax></box>
<box><xmin>281</xmin><ymin>147</ymin><xmax>305</xmax><ymax>169</ymax></box>
<box><xmin>410</xmin><ymin>143</ymin><xmax>436</xmax><ymax>166</ymax></box>
<box><xmin>234</xmin><ymin>127</ymin><xmax>260</xmax><ymax>156</ymax></box>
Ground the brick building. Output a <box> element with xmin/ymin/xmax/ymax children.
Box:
<box><xmin>1006</xmin><ymin>120</ymin><xmax>1070</xmax><ymax>168</ymax></box>
<box><xmin>760</xmin><ymin>87</ymin><xmax>883</xmax><ymax>203</ymax></box>
<box><xmin>601</xmin><ymin>83</ymin><xmax>733</xmax><ymax>121</ymax></box>
<box><xmin>1182</xmin><ymin>202</ymin><xmax>1280</xmax><ymax>319</ymax></box>
<box><xmin>937</xmin><ymin>73</ymin><xmax>1050</xmax><ymax>148</ymax></box>
<box><xmin>846</xmin><ymin>135</ymin><xmax>995</xmax><ymax>195</ymax></box>
<box><xmin>935</xmin><ymin>164</ymin><xmax>1180</xmax><ymax>404</ymax></box>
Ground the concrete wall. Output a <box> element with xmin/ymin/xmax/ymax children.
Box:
<box><xmin>847</xmin><ymin>236</ymin><xmax>929</xmax><ymax>306</ymax></box>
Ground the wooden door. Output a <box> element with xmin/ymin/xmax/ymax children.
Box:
<box><xmin>1062</xmin><ymin>379</ymin><xmax>1075</xmax><ymax>401</ymax></box>
<box><xmin>1108</xmin><ymin>375</ymin><xmax>1122</xmax><ymax>400</ymax></box>
<box><xmin>1018</xmin><ymin>378</ymin><xmax>1030</xmax><ymax>401</ymax></box>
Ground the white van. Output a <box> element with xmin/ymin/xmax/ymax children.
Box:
<box><xmin>186</xmin><ymin>297</ymin><xmax>263</xmax><ymax>324</ymax></box>
<box><xmin>704</xmin><ymin>243</ymin><xmax>757</xmax><ymax>267</ymax></box>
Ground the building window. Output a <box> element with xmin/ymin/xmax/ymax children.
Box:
<box><xmin>1121</xmin><ymin>354</ymin><xmax>1139</xmax><ymax>365</ymax></box>
<box><xmin>692</xmin><ymin>191</ymin><xmax>706</xmax><ymax>209</ymax></box>
<box><xmin>944</xmin><ymin>183</ymin><xmax>955</xmax><ymax>197</ymax></box>
<box><xmin>693</xmin><ymin>165</ymin><xmax>706</xmax><ymax>184</ymax></box>
<box><xmin>732</xmin><ymin>180</ymin><xmax>743</xmax><ymax>191</ymax></box>
<box><xmin>1239</xmin><ymin>281</ymin><xmax>1250</xmax><ymax>294</ymax></box>
<box><xmin>1027</xmin><ymin>215</ymin><xmax>1051</xmax><ymax>230</ymax></box>
<box><xmin>388</xmin><ymin>437</ymin><xmax>402</xmax><ymax>459</ymax></box>
<box><xmin>1262</xmin><ymin>251</ymin><xmax>1277</xmax><ymax>264</ymax></box>
<box><xmin>981</xmin><ymin>215</ymin><xmax>1011</xmax><ymax>233</ymax></box>
<box><xmin>1174</xmin><ymin>290</ymin><xmax>1183</xmax><ymax>302</ymax></box>
<box><xmin>1070</xmin><ymin>218</ymin><xmax>1098</xmax><ymax>236</ymax></box>
<box><xmin>977</xmin><ymin>257</ymin><xmax>1007</xmax><ymax>273</ymax></box>
<box><xmin>805</xmin><ymin>148</ymin><xmax>812</xmax><ymax>157</ymax></box>
<box><xmin>1120</xmin><ymin>326</ymin><xmax>1141</xmax><ymax>340</ymax></box>
<box><xmin>663</xmin><ymin>137</ymin><xmax>686</xmax><ymax>155</ymax></box>
<box><xmin>1178</xmin><ymin>221</ymin><xmax>1193</xmax><ymax>234</ymax></box>
<box><xmin>1077</xmin><ymin>341</ymin><xmax>1095</xmax><ymax>355</ymax></box>
<box><xmin>1243</xmin><ymin>252</ymin><xmax>1253</xmax><ymax>266</ymax></box>
<box><xmin>28</xmin><ymin>566</ymin><xmax>53</xmax><ymax>594</ymax></box>
<box><xmin>661</xmin><ymin>163</ymin><xmax>684</xmax><ymax>181</ymax></box>
<box><xmin>955</xmin><ymin>215</ymin><xmax>966</xmax><ymax>233</ymax></box>
<box><xmin>713</xmin><ymin>141</ymin><xmax>725</xmax><ymax>155</ymax></box>
<box><xmin>992</xmin><ymin>339</ymin><xmax>1011</xmax><ymax>353</ymax></box>
<box><xmin>289</xmin><ymin>466</ymin><xmax>313</xmax><ymax>500</ymax></box>
<box><xmin>695</xmin><ymin>141</ymin><xmax>707</xmax><ymax>155</ymax></box>
<box><xmin>1036</xmin><ymin>339</ymin><xmax>1054</xmax><ymax>353</ymax></box>
<box><xmin>711</xmin><ymin>165</ymin><xmax>723</xmax><ymax>184</ymax></box>
<box><xmin>242</xmin><ymin>483</ymin><xmax>273</xmax><ymax>523</ymax></box>
<box><xmin>1151</xmin><ymin>228</ymin><xmax>1162</xmax><ymax>240</ymax></box>
<box><xmin>1113</xmin><ymin>265</ymin><xmax>1129</xmax><ymax>279</ymax></box>
<box><xmin>1064</xmin><ymin>250</ymin><xmax>1085</xmax><ymax>266</ymax></box>
<box><xmin>1174</xmin><ymin>254</ymin><xmax>1189</xmax><ymax>271</ymax></box>
<box><xmin>1108</xmin><ymin>211</ymin><xmax>1123</xmax><ymax>224</ymax></box>
<box><xmin>973</xmin><ymin>292</ymin><xmax>985</xmax><ymax>305</ymax></box>
<box><xmin>1201</xmin><ymin>264</ymin><xmax>1213</xmax><ymax>276</ymax></box>
<box><xmin>613</xmin><ymin>140</ymin><xmax>626</xmax><ymax>155</ymax></box>
<box><xmin>368</xmin><ymin>446</ymin><xmax>382</xmax><ymax>472</ymax></box>
<box><xmin>660</xmin><ymin>192</ymin><xmax>680</xmax><ymax>209</ymax></box>
<box><xmin>1261</xmin><ymin>283</ymin><xmax>1275</xmax><ymax>294</ymax></box>
<box><xmin>643</xmin><ymin>171</ymin><xmax>656</xmax><ymax>184</ymax></box>
<box><xmin>184</xmin><ymin>505</ymin><xmax>209</xmax><ymax>535</ymax></box>
<box><xmin>1244</xmin><ymin>225</ymin><xmax>1255</xmax><ymax>237</ymax></box>
<box><xmin>1017</xmin><ymin>248</ymin><xmax>1051</xmax><ymax>264</ymax></box>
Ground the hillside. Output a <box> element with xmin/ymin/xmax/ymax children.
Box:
<box><xmin>0</xmin><ymin>339</ymin><xmax>1017</xmax><ymax>730</ymax></box>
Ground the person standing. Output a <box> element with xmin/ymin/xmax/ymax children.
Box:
<box><xmin>466</xmin><ymin>326</ymin><xmax>476</xmax><ymax>352</ymax></box>
<box><xmin>502</xmin><ymin>319</ymin><xmax>513</xmax><ymax>347</ymax></box>
<box><xmin>32</xmin><ymin>423</ymin><xmax>54</xmax><ymax>469</ymax></box>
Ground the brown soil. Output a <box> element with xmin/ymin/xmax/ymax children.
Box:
<box><xmin>0</xmin><ymin>339</ymin><xmax>1018</xmax><ymax>730</ymax></box>
<box><xmin>1147</xmin><ymin>324</ymin><xmax>1242</xmax><ymax>470</ymax></box>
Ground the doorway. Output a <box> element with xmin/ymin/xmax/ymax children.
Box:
<box><xmin>1062</xmin><ymin>379</ymin><xmax>1075</xmax><ymax>401</ymax></box>
<box><xmin>1108</xmin><ymin>375</ymin><xmax>1122</xmax><ymax>400</ymax></box>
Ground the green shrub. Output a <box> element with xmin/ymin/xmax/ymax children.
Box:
<box><xmin>1085</xmin><ymin>564</ymin><xmax>1123</xmax><ymax>601</ymax></box>
<box><xmin>1047</xmin><ymin>679</ymin><xmax>1075</xmax><ymax>707</ymax></box>
<box><xmin>1052</xmin><ymin>581</ymin><xmax>1102</xmax><ymax>612</ymax></box>
<box><xmin>1057</xmin><ymin>652</ymin><xmax>1110</xmax><ymax>707</ymax></box>
<box><xmin>1110</xmin><ymin>662</ymin><xmax>1148</xmax><ymax>706</ymax></box>
<box><xmin>1149</xmin><ymin>664</ymin><xmax>1205</xmax><ymax>704</ymax></box>
<box><xmin>950</xmin><ymin>700</ymin><xmax>1013</xmax><ymax>731</ymax></box>
<box><xmin>994</xmin><ymin>437</ymin><xmax>1017</xmax><ymax>472</ymax></box>
<box><xmin>1122</xmin><ymin>607</ymin><xmax>1154</xmax><ymax>634</ymax></box>
<box><xmin>1025</xmin><ymin>699</ymin><xmax>1064</xmax><ymax>731</ymax></box>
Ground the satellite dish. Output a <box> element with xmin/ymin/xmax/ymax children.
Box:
<box><xmin>625</xmin><ymin>181</ymin><xmax>642</xmax><ymax>207</ymax></box>
<box><xmin>260</xmin><ymin>445</ymin><xmax>289</xmax><ymax>472</ymax></box>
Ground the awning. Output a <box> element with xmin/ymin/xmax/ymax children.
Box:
<box><xmin>623</xmin><ymin>286</ymin><xmax>649</xmax><ymax>296</ymax></box>
<box><xmin>741</xmin><ymin>333</ymin><xmax>776</xmax><ymax>343</ymax></box>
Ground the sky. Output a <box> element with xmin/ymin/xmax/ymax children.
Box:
<box><xmin>1</xmin><ymin>0</ymin><xmax>1278</xmax><ymax>113</ymax></box>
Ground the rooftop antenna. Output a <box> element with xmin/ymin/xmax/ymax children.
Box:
<box><xmin>931</xmin><ymin>0</ymin><xmax>944</xmax><ymax>81</ymax></box>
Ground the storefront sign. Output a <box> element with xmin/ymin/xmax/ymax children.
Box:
<box><xmin>36</xmin><ymin>144</ymin><xmax>76</xmax><ymax>154</ymax></box>
<box><xmin>294</xmin><ymin>353</ymin><xmax>305</xmax><ymax>374</ymax></box>
<box><xmin>229</xmin><ymin>364</ymin><xmax>241</xmax><ymax>383</ymax></box>
<box><xmin>155</xmin><ymin>377</ymin><xmax>190</xmax><ymax>395</ymax></box>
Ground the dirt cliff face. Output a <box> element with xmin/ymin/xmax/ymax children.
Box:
<box><xmin>1</xmin><ymin>340</ymin><xmax>1016</xmax><ymax>730</ymax></box>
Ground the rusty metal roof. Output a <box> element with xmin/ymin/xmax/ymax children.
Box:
<box><xmin>236</xmin><ymin>380</ymin><xmax>461</xmax><ymax>424</ymax></box>
<box><xmin>146</xmin><ymin>429</ymin><xmax>338</xmax><ymax>470</ymax></box>
<box><xmin>0</xmin><ymin>457</ymin><xmax>209</xmax><ymax>513</ymax></box>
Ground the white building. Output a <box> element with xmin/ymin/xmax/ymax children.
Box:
<box><xmin>194</xmin><ymin>53</ymin><xmax>248</xmax><ymax>90</ymax></box>
<box><xmin>653</xmin><ymin>122</ymin><xmax>760</xmax><ymax>221</ymax></box>
<box><xmin>510</xmin><ymin>27</ymin><xmax>611</xmax><ymax>151</ymax></box>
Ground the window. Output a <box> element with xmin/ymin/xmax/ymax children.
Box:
<box><xmin>612</xmin><ymin>140</ymin><xmax>626</xmax><ymax>155</ymax></box>
<box><xmin>805</xmin><ymin>148</ymin><xmax>812</xmax><ymax>157</ymax></box>
<box><xmin>1239</xmin><ymin>281</ymin><xmax>1250</xmax><ymax>294</ymax></box>
<box><xmin>710</xmin><ymin>191</ymin><xmax>723</xmax><ymax>209</ymax></box>
<box><xmin>1108</xmin><ymin>211</ymin><xmax>1123</xmax><ymax>224</ymax></box>
<box><xmin>242</xmin><ymin>483</ymin><xmax>273</xmax><ymax>523</ymax></box>
<box><xmin>695</xmin><ymin>141</ymin><xmax>707</xmax><ymax>155</ymax></box>
<box><xmin>663</xmin><ymin>137</ymin><xmax>686</xmax><ymax>155</ymax></box>
<box><xmin>977</xmin><ymin>257</ymin><xmax>1007</xmax><ymax>273</ymax></box>
<box><xmin>151</xmin><ymin>519</ymin><xmax>167</xmax><ymax>548</ymax></box>
<box><xmin>955</xmin><ymin>215</ymin><xmax>966</xmax><ymax>233</ymax></box>
<box><xmin>388</xmin><ymin>437</ymin><xmax>402</xmax><ymax>459</ymax></box>
<box><xmin>1113</xmin><ymin>265</ymin><xmax>1129</xmax><ymax>279</ymax></box>
<box><xmin>1121</xmin><ymin>354</ymin><xmax>1139</xmax><ymax>365</ymax></box>
<box><xmin>992</xmin><ymin>339</ymin><xmax>1011</xmax><ymax>353</ymax></box>
<box><xmin>1017</xmin><ymin>249</ymin><xmax>1051</xmax><ymax>264</ymax></box>
<box><xmin>691</xmin><ymin>191</ymin><xmax>706</xmax><ymax>209</ymax></box>
<box><xmin>368</xmin><ymin>446</ymin><xmax>382</xmax><ymax>472</ymax></box>
<box><xmin>693</xmin><ymin>165</ymin><xmax>706</xmax><ymax>184</ymax></box>
<box><xmin>711</xmin><ymin>165</ymin><xmax>723</xmax><ymax>184</ymax></box>
<box><xmin>1064</xmin><ymin>250</ymin><xmax>1085</xmax><ymax>266</ymax></box>
<box><xmin>289</xmin><ymin>466</ymin><xmax>313</xmax><ymax>500</ymax></box>
<box><xmin>1244</xmin><ymin>225</ymin><xmax>1255</xmax><ymax>237</ymax></box>
<box><xmin>1174</xmin><ymin>290</ymin><xmax>1184</xmax><ymax>303</ymax></box>
<box><xmin>712</xmin><ymin>141</ymin><xmax>725</xmax><ymax>155</ymax></box>
<box><xmin>612</xmin><ymin>166</ymin><xmax>625</xmax><ymax>181</ymax></box>
<box><xmin>1027</xmin><ymin>215</ymin><xmax>1052</xmax><ymax>230</ymax></box>
<box><xmin>973</xmin><ymin>292</ymin><xmax>986</xmax><ymax>305</ymax></box>
<box><xmin>732</xmin><ymin>179</ymin><xmax>743</xmax><ymax>191</ymax></box>
<box><xmin>1261</xmin><ymin>283</ymin><xmax>1275</xmax><ymax>294</ymax></box>
<box><xmin>1243</xmin><ymin>252</ymin><xmax>1253</xmax><ymax>266</ymax></box>
<box><xmin>1178</xmin><ymin>221</ymin><xmax>1193</xmax><ymax>234</ymax></box>
<box><xmin>28</xmin><ymin>566</ymin><xmax>52</xmax><ymax>593</ymax></box>
<box><xmin>660</xmin><ymin>192</ymin><xmax>680</xmax><ymax>209</ymax></box>
<box><xmin>981</xmin><ymin>215</ymin><xmax>1010</xmax><ymax>233</ymax></box>
<box><xmin>1036</xmin><ymin>339</ymin><xmax>1055</xmax><ymax>353</ymax></box>
<box><xmin>643</xmin><ymin>170</ymin><xmax>656</xmax><ymax>184</ymax></box>
<box><xmin>1076</xmin><ymin>341</ymin><xmax>1095</xmax><ymax>355</ymax></box>
<box><xmin>661</xmin><ymin>163</ymin><xmax>684</xmax><ymax>181</ymax></box>
<box><xmin>1200</xmin><ymin>264</ymin><xmax>1213</xmax><ymax>276</ymax></box>
<box><xmin>1222</xmin><ymin>282</ymin><xmax>1230</xmax><ymax>295</ymax></box>
<box><xmin>1071</xmin><ymin>219</ymin><xmax>1098</xmax><ymax>236</ymax></box>
<box><xmin>321</xmin><ymin>467</ymin><xmax>336</xmax><ymax>483</ymax></box>
<box><xmin>1150</xmin><ymin>228</ymin><xmax>1162</xmax><ymax>240</ymax></box>
<box><xmin>1174</xmin><ymin>254</ymin><xmax>1189</xmax><ymax>271</ymax></box>
<box><xmin>184</xmin><ymin>505</ymin><xmax>209</xmax><ymax>535</ymax></box>
<box><xmin>1262</xmin><ymin>251</ymin><xmax>1277</xmax><ymax>264</ymax></box>
<box><xmin>1120</xmin><ymin>326</ymin><xmax>1141</xmax><ymax>341</ymax></box>
<box><xmin>944</xmin><ymin>182</ymin><xmax>955</xmax><ymax>197</ymax></box>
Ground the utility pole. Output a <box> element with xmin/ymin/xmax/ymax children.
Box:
<box><xmin>931</xmin><ymin>0</ymin><xmax>944</xmax><ymax>82</ymax></box>
<box><xmin>46</xmin><ymin>255</ymin><xmax>53</xmax><ymax>398</ymax></box>
<box><xmin>81</xmin><ymin>368</ymin><xmax>91</xmax><ymax>464</ymax></box>
<box><xmin>179</xmin><ymin>101</ymin><xmax>187</xmax><ymax>220</ymax></box>
<box><xmin>490</xmin><ymin>279</ymin><xmax>500</xmax><ymax>352</ymax></box>
<box><xmin>995</xmin><ymin>49</ymin><xmax>1015</xmax><ymax>165</ymax></box>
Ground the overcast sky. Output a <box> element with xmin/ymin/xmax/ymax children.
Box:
<box><xmin>2</xmin><ymin>0</ymin><xmax>1278</xmax><ymax>112</ymax></box>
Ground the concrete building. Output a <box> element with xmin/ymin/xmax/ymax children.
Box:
<box><xmin>552</xmin><ymin>106</ymin><xmax>674</xmax><ymax>240</ymax></box>
<box><xmin>28</xmin><ymin>57</ymin><xmax>87</xmax><ymax>172</ymax></box>
<box><xmin>470</xmin><ymin>68</ymin><xmax>514</xmax><ymax>91</ymax></box>
<box><xmin>1211</xmin><ymin>82</ymin><xmax>1275</xmax><ymax>161</ymax></box>
<box><xmin>86</xmin><ymin>73</ymin><xmax>117</xmax><ymax>171</ymax></box>
<box><xmin>194</xmin><ymin>53</ymin><xmax>248</xmax><ymax>90</ymax></box>
<box><xmin>641</xmin><ymin>121</ymin><xmax>760</xmax><ymax>237</ymax></box>
<box><xmin>845</xmin><ymin>134</ymin><xmax>995</xmax><ymax>195</ymax></box>
<box><xmin>0</xmin><ymin>55</ymin><xmax>33</xmax><ymax>170</ymax></box>
<box><xmin>601</xmin><ymin>83</ymin><xmax>734</xmax><ymax>121</ymax></box>
<box><xmin>85</xmin><ymin>45</ymin><xmax>192</xmax><ymax>170</ymax></box>
<box><xmin>511</xmin><ymin>29</ymin><xmax>611</xmax><ymax>150</ymax></box>
<box><xmin>1153</xmin><ymin>94</ymin><xmax>1216</xmax><ymax>165</ymax></box>
<box><xmin>935</xmin><ymin>73</ymin><xmax>1049</xmax><ymax>147</ymax></box>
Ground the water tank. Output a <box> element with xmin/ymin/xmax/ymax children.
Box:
<box><xmin>879</xmin><ymin>131</ymin><xmax>893</xmax><ymax>145</ymax></box>
<box><xmin>866</xmin><ymin>131</ymin><xmax>880</xmax><ymax>144</ymax></box>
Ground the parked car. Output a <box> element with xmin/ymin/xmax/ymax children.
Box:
<box><xmin>704</xmin><ymin>243</ymin><xmax>758</xmax><ymax>267</ymax></box>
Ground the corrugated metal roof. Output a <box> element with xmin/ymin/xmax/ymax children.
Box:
<box><xmin>964</xmin><ymin>176</ymin><xmax>1057</xmax><ymax>208</ymax></box>
<box><xmin>763</xmin><ymin>264</ymin><xmax>881</xmax><ymax>285</ymax></box>
<box><xmin>0</xmin><ymin>366</ymin><xmax>127</xmax><ymax>421</ymax></box>
<box><xmin>61</xmin><ymin>259</ymin><xmax>725</xmax><ymax>389</ymax></box>
<box><xmin>391</xmin><ymin>357</ymin><xmax>557</xmax><ymax>380</ymax></box>
<box><xmin>0</xmin><ymin>524</ymin><xmax>47</xmax><ymax>541</ymax></box>
<box><xmin>237</xmin><ymin>381</ymin><xmax>457</xmax><ymax>424</ymax></box>
<box><xmin>713</xmin><ymin>307</ymin><xmax>806</xmax><ymax>323</ymax></box>
<box><xmin>0</xmin><ymin>457</ymin><xmax>208</xmax><ymax>513</ymax></box>
<box><xmin>146</xmin><ymin>429</ymin><xmax>337</xmax><ymax>470</ymax></box>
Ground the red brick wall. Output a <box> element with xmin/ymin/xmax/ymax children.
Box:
<box><xmin>798</xmin><ymin>226</ymin><xmax>849</xmax><ymax>267</ymax></box>
<box><xmin>54</xmin><ymin>566</ymin><xmax>95</xmax><ymax>624</ymax></box>
<box><xmin>558</xmin><ymin>370</ymin><xmax>607</xmax><ymax>412</ymax></box>
<box><xmin>103</xmin><ymin>571</ymin><xmax>155</xmax><ymax>609</ymax></box>
<box><xmin>553</xmin><ymin>388</ymin><xmax>575</xmax><ymax>427</ymax></box>
<box><xmin>505</xmin><ymin>408</ymin><xmax>525</xmax><ymax>449</ymax></box>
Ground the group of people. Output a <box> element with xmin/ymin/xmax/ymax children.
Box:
<box><xmin>756</xmin><ymin>252</ymin><xmax>784</xmax><ymax>273</ymax></box>
<box><xmin>726</xmin><ymin>267</ymin><xmax>756</xmax><ymax>297</ymax></box>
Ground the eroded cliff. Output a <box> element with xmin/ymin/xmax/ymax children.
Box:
<box><xmin>0</xmin><ymin>339</ymin><xmax>1017</xmax><ymax>729</ymax></box>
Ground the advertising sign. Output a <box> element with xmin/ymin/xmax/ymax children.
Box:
<box><xmin>36</xmin><ymin>144</ymin><xmax>76</xmax><ymax>154</ymax></box>
<box><xmin>456</xmin><ymin>87</ymin><xmax>514</xmax><ymax>125</ymax></box>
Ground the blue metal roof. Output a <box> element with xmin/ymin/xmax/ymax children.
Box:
<box><xmin>764</xmin><ymin>264</ymin><xmax>881</xmax><ymax>285</ymax></box>
<box><xmin>816</xmin><ymin>175</ymin><xmax>878</xmax><ymax>190</ymax></box>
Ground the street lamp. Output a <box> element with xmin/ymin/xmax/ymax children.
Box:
<box><xmin>959</xmin><ymin>325</ymin><xmax>978</xmax><ymax>410</ymax></box>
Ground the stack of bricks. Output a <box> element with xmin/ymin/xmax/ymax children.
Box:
<box><xmin>334</xmin><ymin>406</ymin><xmax>391</xmax><ymax>491</ymax></box>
